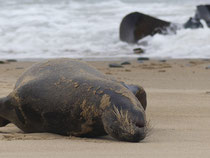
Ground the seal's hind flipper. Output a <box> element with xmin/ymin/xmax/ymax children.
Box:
<box><xmin>0</xmin><ymin>116</ymin><xmax>10</xmax><ymax>127</ymax></box>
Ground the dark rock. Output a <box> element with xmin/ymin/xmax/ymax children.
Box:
<box><xmin>158</xmin><ymin>70</ymin><xmax>166</xmax><ymax>72</ymax></box>
<box><xmin>137</xmin><ymin>57</ymin><xmax>150</xmax><ymax>61</ymax></box>
<box><xmin>121</xmin><ymin>61</ymin><xmax>131</xmax><ymax>65</ymax></box>
<box><xmin>183</xmin><ymin>17</ymin><xmax>203</xmax><ymax>29</ymax></box>
<box><xmin>185</xmin><ymin>5</ymin><xmax>210</xmax><ymax>28</ymax></box>
<box><xmin>0</xmin><ymin>61</ymin><xmax>5</xmax><ymax>64</ymax></box>
<box><xmin>119</xmin><ymin>12</ymin><xmax>171</xmax><ymax>43</ymax></box>
<box><xmin>205</xmin><ymin>66</ymin><xmax>210</xmax><ymax>69</ymax></box>
<box><xmin>159</xmin><ymin>60</ymin><xmax>167</xmax><ymax>62</ymax></box>
<box><xmin>6</xmin><ymin>59</ymin><xmax>17</xmax><ymax>62</ymax></box>
<box><xmin>202</xmin><ymin>59</ymin><xmax>210</xmax><ymax>61</ymax></box>
<box><xmin>133</xmin><ymin>48</ymin><xmax>144</xmax><ymax>54</ymax></box>
<box><xmin>195</xmin><ymin>5</ymin><xmax>210</xmax><ymax>27</ymax></box>
<box><xmin>109</xmin><ymin>63</ymin><xmax>123</xmax><ymax>68</ymax></box>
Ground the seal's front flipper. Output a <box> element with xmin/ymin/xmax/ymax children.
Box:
<box><xmin>123</xmin><ymin>84</ymin><xmax>147</xmax><ymax>110</ymax></box>
<box><xmin>0</xmin><ymin>97</ymin><xmax>11</xmax><ymax>127</ymax></box>
<box><xmin>0</xmin><ymin>116</ymin><xmax>10</xmax><ymax>127</ymax></box>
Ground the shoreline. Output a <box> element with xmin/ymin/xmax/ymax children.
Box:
<box><xmin>1</xmin><ymin>57</ymin><xmax>210</xmax><ymax>62</ymax></box>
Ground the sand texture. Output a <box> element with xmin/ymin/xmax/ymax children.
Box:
<box><xmin>0</xmin><ymin>59</ymin><xmax>210</xmax><ymax>158</ymax></box>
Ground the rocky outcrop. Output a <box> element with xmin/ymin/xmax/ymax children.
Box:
<box><xmin>119</xmin><ymin>5</ymin><xmax>210</xmax><ymax>44</ymax></box>
<box><xmin>119</xmin><ymin>12</ymin><xmax>171</xmax><ymax>43</ymax></box>
<box><xmin>184</xmin><ymin>5</ymin><xmax>210</xmax><ymax>29</ymax></box>
<box><xmin>195</xmin><ymin>5</ymin><xmax>210</xmax><ymax>27</ymax></box>
<box><xmin>184</xmin><ymin>17</ymin><xmax>203</xmax><ymax>29</ymax></box>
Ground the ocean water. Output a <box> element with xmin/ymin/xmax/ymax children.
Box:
<box><xmin>0</xmin><ymin>0</ymin><xmax>210</xmax><ymax>59</ymax></box>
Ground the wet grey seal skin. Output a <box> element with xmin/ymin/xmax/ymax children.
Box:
<box><xmin>0</xmin><ymin>58</ymin><xmax>147</xmax><ymax>142</ymax></box>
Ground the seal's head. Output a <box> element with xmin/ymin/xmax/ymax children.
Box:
<box><xmin>102</xmin><ymin>91</ymin><xmax>147</xmax><ymax>142</ymax></box>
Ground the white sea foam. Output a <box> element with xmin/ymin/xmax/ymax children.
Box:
<box><xmin>139</xmin><ymin>27</ymin><xmax>210</xmax><ymax>58</ymax></box>
<box><xmin>0</xmin><ymin>0</ymin><xmax>210</xmax><ymax>59</ymax></box>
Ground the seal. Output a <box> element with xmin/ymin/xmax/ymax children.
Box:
<box><xmin>0</xmin><ymin>59</ymin><xmax>147</xmax><ymax>142</ymax></box>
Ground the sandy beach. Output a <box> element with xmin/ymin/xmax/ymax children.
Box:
<box><xmin>0</xmin><ymin>59</ymin><xmax>210</xmax><ymax>158</ymax></box>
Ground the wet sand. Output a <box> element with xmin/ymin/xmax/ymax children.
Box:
<box><xmin>0</xmin><ymin>59</ymin><xmax>210</xmax><ymax>158</ymax></box>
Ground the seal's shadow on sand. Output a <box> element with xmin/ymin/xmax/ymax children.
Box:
<box><xmin>0</xmin><ymin>124</ymin><xmax>118</xmax><ymax>142</ymax></box>
<box><xmin>0</xmin><ymin>124</ymin><xmax>151</xmax><ymax>143</ymax></box>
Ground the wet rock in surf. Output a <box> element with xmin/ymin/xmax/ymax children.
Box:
<box><xmin>119</xmin><ymin>12</ymin><xmax>171</xmax><ymax>43</ymax></box>
<box><xmin>185</xmin><ymin>5</ymin><xmax>210</xmax><ymax>28</ymax></box>
<box><xmin>184</xmin><ymin>17</ymin><xmax>203</xmax><ymax>29</ymax></box>
<box><xmin>195</xmin><ymin>5</ymin><xmax>210</xmax><ymax>27</ymax></box>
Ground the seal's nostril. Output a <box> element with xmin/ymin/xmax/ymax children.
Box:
<box><xmin>135</xmin><ymin>122</ymin><xmax>144</xmax><ymax>128</ymax></box>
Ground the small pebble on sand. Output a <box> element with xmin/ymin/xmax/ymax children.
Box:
<box><xmin>137</xmin><ymin>57</ymin><xmax>150</xmax><ymax>61</ymax></box>
<box><xmin>121</xmin><ymin>61</ymin><xmax>131</xmax><ymax>65</ymax></box>
<box><xmin>133</xmin><ymin>48</ymin><xmax>144</xmax><ymax>54</ymax></box>
<box><xmin>109</xmin><ymin>63</ymin><xmax>123</xmax><ymax>68</ymax></box>
<box><xmin>6</xmin><ymin>59</ymin><xmax>17</xmax><ymax>62</ymax></box>
<box><xmin>205</xmin><ymin>66</ymin><xmax>210</xmax><ymax>69</ymax></box>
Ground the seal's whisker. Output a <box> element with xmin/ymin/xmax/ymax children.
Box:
<box><xmin>124</xmin><ymin>110</ymin><xmax>129</xmax><ymax>125</ymax></box>
<box><xmin>113</xmin><ymin>105</ymin><xmax>121</xmax><ymax>121</ymax></box>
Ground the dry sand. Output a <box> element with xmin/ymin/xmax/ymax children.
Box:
<box><xmin>0</xmin><ymin>59</ymin><xmax>210</xmax><ymax>158</ymax></box>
